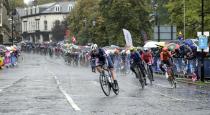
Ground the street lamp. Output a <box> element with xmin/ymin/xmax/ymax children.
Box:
<box><xmin>8</xmin><ymin>16</ymin><xmax>14</xmax><ymax>45</ymax></box>
<box><xmin>91</xmin><ymin>20</ymin><xmax>96</xmax><ymax>43</ymax></box>
<box><xmin>201</xmin><ymin>0</ymin><xmax>205</xmax><ymax>82</ymax></box>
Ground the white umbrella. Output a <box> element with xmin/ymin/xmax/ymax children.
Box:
<box><xmin>143</xmin><ymin>41</ymin><xmax>158</xmax><ymax>48</ymax></box>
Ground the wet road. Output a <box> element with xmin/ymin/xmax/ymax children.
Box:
<box><xmin>0</xmin><ymin>53</ymin><xmax>209</xmax><ymax>115</ymax></box>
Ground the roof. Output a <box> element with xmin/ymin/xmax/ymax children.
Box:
<box><xmin>42</xmin><ymin>1</ymin><xmax>74</xmax><ymax>13</ymax></box>
<box><xmin>16</xmin><ymin>8</ymin><xmax>25</xmax><ymax>17</ymax></box>
<box><xmin>18</xmin><ymin>1</ymin><xmax>75</xmax><ymax>17</ymax></box>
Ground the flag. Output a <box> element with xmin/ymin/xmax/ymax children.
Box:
<box><xmin>72</xmin><ymin>36</ymin><xmax>76</xmax><ymax>44</ymax></box>
<box><xmin>123</xmin><ymin>29</ymin><xmax>133</xmax><ymax>47</ymax></box>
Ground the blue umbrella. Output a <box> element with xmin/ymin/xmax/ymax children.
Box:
<box><xmin>184</xmin><ymin>39</ymin><xmax>193</xmax><ymax>46</ymax></box>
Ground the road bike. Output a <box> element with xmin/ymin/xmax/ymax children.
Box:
<box><xmin>163</xmin><ymin>64</ymin><xmax>177</xmax><ymax>88</ymax></box>
<box><xmin>132</xmin><ymin>62</ymin><xmax>146</xmax><ymax>89</ymax></box>
<box><xmin>144</xmin><ymin>62</ymin><xmax>153</xmax><ymax>85</ymax></box>
<box><xmin>99</xmin><ymin>65</ymin><xmax>119</xmax><ymax>96</ymax></box>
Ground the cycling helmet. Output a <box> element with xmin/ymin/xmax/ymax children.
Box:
<box><xmin>162</xmin><ymin>47</ymin><xmax>168</xmax><ymax>52</ymax></box>
<box><xmin>129</xmin><ymin>47</ymin><xmax>135</xmax><ymax>52</ymax></box>
<box><xmin>91</xmin><ymin>44</ymin><xmax>98</xmax><ymax>51</ymax></box>
<box><xmin>144</xmin><ymin>48</ymin><xmax>148</xmax><ymax>52</ymax></box>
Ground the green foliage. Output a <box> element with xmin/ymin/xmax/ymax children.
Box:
<box><xmin>67</xmin><ymin>0</ymin><xmax>152</xmax><ymax>46</ymax></box>
<box><xmin>52</xmin><ymin>20</ymin><xmax>67</xmax><ymax>42</ymax></box>
<box><xmin>165</xmin><ymin>0</ymin><xmax>210</xmax><ymax>38</ymax></box>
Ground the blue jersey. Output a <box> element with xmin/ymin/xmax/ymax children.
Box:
<box><xmin>130</xmin><ymin>51</ymin><xmax>142</xmax><ymax>64</ymax></box>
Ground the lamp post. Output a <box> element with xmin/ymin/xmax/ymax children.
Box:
<box><xmin>8</xmin><ymin>17</ymin><xmax>14</xmax><ymax>45</ymax></box>
<box><xmin>183</xmin><ymin>0</ymin><xmax>186</xmax><ymax>40</ymax></box>
<box><xmin>83</xmin><ymin>18</ymin><xmax>87</xmax><ymax>40</ymax></box>
<box><xmin>201</xmin><ymin>0</ymin><xmax>205</xmax><ymax>82</ymax></box>
<box><xmin>92</xmin><ymin>20</ymin><xmax>96</xmax><ymax>43</ymax></box>
<box><xmin>10</xmin><ymin>0</ymin><xmax>16</xmax><ymax>45</ymax></box>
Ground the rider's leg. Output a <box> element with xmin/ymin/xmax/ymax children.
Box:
<box><xmin>96</xmin><ymin>66</ymin><xmax>103</xmax><ymax>73</ymax></box>
<box><xmin>149</xmin><ymin>64</ymin><xmax>154</xmax><ymax>80</ymax></box>
<box><xmin>107</xmin><ymin>56</ymin><xmax>117</xmax><ymax>81</ymax></box>
<box><xmin>139</xmin><ymin>63</ymin><xmax>147</xmax><ymax>85</ymax></box>
<box><xmin>130</xmin><ymin>64</ymin><xmax>138</xmax><ymax>78</ymax></box>
<box><xmin>159</xmin><ymin>61</ymin><xmax>166</xmax><ymax>73</ymax></box>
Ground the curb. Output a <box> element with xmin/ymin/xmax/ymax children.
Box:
<box><xmin>176</xmin><ymin>78</ymin><xmax>210</xmax><ymax>86</ymax></box>
<box><xmin>154</xmin><ymin>73</ymin><xmax>210</xmax><ymax>86</ymax></box>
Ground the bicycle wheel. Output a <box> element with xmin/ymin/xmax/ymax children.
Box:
<box><xmin>137</xmin><ymin>67</ymin><xmax>145</xmax><ymax>89</ymax></box>
<box><xmin>147</xmin><ymin>65</ymin><xmax>153</xmax><ymax>85</ymax></box>
<box><xmin>99</xmin><ymin>73</ymin><xmax>111</xmax><ymax>96</ymax></box>
<box><xmin>112</xmin><ymin>81</ymin><xmax>119</xmax><ymax>95</ymax></box>
<box><xmin>171</xmin><ymin>71</ymin><xmax>177</xmax><ymax>88</ymax></box>
<box><xmin>167</xmin><ymin>68</ymin><xmax>176</xmax><ymax>88</ymax></box>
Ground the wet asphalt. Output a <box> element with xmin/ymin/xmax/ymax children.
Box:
<box><xmin>0</xmin><ymin>53</ymin><xmax>209</xmax><ymax>115</ymax></box>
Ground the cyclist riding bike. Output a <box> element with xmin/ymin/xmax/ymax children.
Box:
<box><xmin>159</xmin><ymin>47</ymin><xmax>173</xmax><ymax>75</ymax></box>
<box><xmin>141</xmin><ymin>48</ymin><xmax>154</xmax><ymax>81</ymax></box>
<box><xmin>129</xmin><ymin>47</ymin><xmax>147</xmax><ymax>85</ymax></box>
<box><xmin>90</xmin><ymin>44</ymin><xmax>119</xmax><ymax>90</ymax></box>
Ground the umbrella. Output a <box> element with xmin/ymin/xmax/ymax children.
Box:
<box><xmin>184</xmin><ymin>39</ymin><xmax>193</xmax><ymax>46</ymax></box>
<box><xmin>156</xmin><ymin>42</ymin><xmax>166</xmax><ymax>48</ymax></box>
<box><xmin>167</xmin><ymin>43</ymin><xmax>180</xmax><ymax>51</ymax></box>
<box><xmin>0</xmin><ymin>45</ymin><xmax>7</xmax><ymax>51</ymax></box>
<box><xmin>143</xmin><ymin>41</ymin><xmax>158</xmax><ymax>48</ymax></box>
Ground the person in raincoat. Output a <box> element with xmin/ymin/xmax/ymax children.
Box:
<box><xmin>10</xmin><ymin>51</ymin><xmax>17</xmax><ymax>67</ymax></box>
<box><xmin>4</xmin><ymin>50</ymin><xmax>11</xmax><ymax>68</ymax></box>
<box><xmin>0</xmin><ymin>52</ymin><xmax>4</xmax><ymax>69</ymax></box>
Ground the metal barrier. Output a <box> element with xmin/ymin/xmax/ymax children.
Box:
<box><xmin>152</xmin><ymin>57</ymin><xmax>199</xmax><ymax>78</ymax></box>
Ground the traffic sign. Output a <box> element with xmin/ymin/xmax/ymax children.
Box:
<box><xmin>198</xmin><ymin>35</ymin><xmax>208</xmax><ymax>49</ymax></box>
<box><xmin>197</xmin><ymin>32</ymin><xmax>209</xmax><ymax>37</ymax></box>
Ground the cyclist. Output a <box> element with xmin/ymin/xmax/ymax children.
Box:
<box><xmin>159</xmin><ymin>47</ymin><xmax>173</xmax><ymax>75</ymax></box>
<box><xmin>90</xmin><ymin>44</ymin><xmax>119</xmax><ymax>90</ymax></box>
<box><xmin>141</xmin><ymin>48</ymin><xmax>154</xmax><ymax>81</ymax></box>
<box><xmin>129</xmin><ymin>47</ymin><xmax>147</xmax><ymax>85</ymax></box>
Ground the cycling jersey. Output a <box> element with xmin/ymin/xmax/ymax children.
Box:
<box><xmin>160</xmin><ymin>51</ymin><xmax>172</xmax><ymax>61</ymax></box>
<box><xmin>90</xmin><ymin>48</ymin><xmax>114</xmax><ymax>68</ymax></box>
<box><xmin>142</xmin><ymin>51</ymin><xmax>153</xmax><ymax>64</ymax></box>
<box><xmin>130</xmin><ymin>51</ymin><xmax>142</xmax><ymax>64</ymax></box>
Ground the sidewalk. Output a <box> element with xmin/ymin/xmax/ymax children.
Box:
<box><xmin>154</xmin><ymin>73</ymin><xmax>210</xmax><ymax>86</ymax></box>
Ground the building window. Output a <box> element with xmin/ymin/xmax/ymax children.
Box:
<box><xmin>25</xmin><ymin>8</ymin><xmax>28</xmax><ymax>15</ymax></box>
<box><xmin>55</xmin><ymin>5</ymin><xmax>61</xmax><ymax>12</ymax></box>
<box><xmin>23</xmin><ymin>21</ymin><xmax>27</xmax><ymax>32</ymax></box>
<box><xmin>29</xmin><ymin>21</ymin><xmax>30</xmax><ymax>31</ymax></box>
<box><xmin>33</xmin><ymin>6</ymin><xmax>36</xmax><ymax>14</ymax></box>
<box><xmin>68</xmin><ymin>5</ymin><xmax>73</xmax><ymax>11</ymax></box>
<box><xmin>36</xmin><ymin>6</ymin><xmax>39</xmax><ymax>14</ymax></box>
<box><xmin>30</xmin><ymin>8</ymin><xmax>33</xmax><ymax>15</ymax></box>
<box><xmin>44</xmin><ymin>20</ymin><xmax>47</xmax><ymax>30</ymax></box>
<box><xmin>36</xmin><ymin>19</ymin><xmax>40</xmax><ymax>30</ymax></box>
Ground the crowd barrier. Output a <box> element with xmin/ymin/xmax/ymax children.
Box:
<box><xmin>111</xmin><ymin>55</ymin><xmax>210</xmax><ymax>80</ymax></box>
<box><xmin>153</xmin><ymin>57</ymin><xmax>210</xmax><ymax>79</ymax></box>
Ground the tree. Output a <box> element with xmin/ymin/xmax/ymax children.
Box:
<box><xmin>51</xmin><ymin>20</ymin><xmax>67</xmax><ymax>42</ymax></box>
<box><xmin>99</xmin><ymin>0</ymin><xmax>152</xmax><ymax>46</ymax></box>
<box><xmin>165</xmin><ymin>0</ymin><xmax>210</xmax><ymax>38</ymax></box>
<box><xmin>67</xmin><ymin>0</ymin><xmax>152</xmax><ymax>46</ymax></box>
<box><xmin>67</xmin><ymin>0</ymin><xmax>100</xmax><ymax>45</ymax></box>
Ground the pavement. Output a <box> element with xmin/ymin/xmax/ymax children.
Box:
<box><xmin>0</xmin><ymin>53</ymin><xmax>209</xmax><ymax>115</ymax></box>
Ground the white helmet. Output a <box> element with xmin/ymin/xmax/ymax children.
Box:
<box><xmin>91</xmin><ymin>44</ymin><xmax>98</xmax><ymax>51</ymax></box>
<box><xmin>144</xmin><ymin>48</ymin><xmax>148</xmax><ymax>51</ymax></box>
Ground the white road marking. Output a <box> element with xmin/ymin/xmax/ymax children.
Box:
<box><xmin>54</xmin><ymin>76</ymin><xmax>81</xmax><ymax>111</ymax></box>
